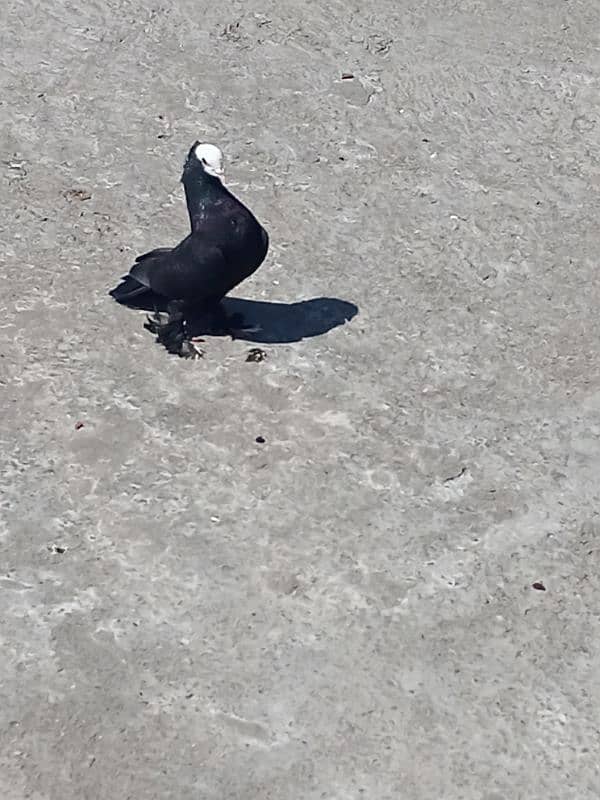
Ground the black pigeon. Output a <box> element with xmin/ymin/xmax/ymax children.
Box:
<box><xmin>109</xmin><ymin>142</ymin><xmax>269</xmax><ymax>357</ymax></box>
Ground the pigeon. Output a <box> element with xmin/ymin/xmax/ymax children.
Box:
<box><xmin>109</xmin><ymin>142</ymin><xmax>269</xmax><ymax>357</ymax></box>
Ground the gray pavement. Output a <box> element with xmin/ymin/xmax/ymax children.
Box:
<box><xmin>2</xmin><ymin>1</ymin><xmax>600</xmax><ymax>798</ymax></box>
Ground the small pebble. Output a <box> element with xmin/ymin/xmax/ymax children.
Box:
<box><xmin>246</xmin><ymin>348</ymin><xmax>267</xmax><ymax>363</ymax></box>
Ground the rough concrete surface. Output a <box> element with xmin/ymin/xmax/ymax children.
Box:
<box><xmin>2</xmin><ymin>0</ymin><xmax>600</xmax><ymax>798</ymax></box>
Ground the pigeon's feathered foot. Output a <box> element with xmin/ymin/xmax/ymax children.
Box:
<box><xmin>145</xmin><ymin>301</ymin><xmax>203</xmax><ymax>359</ymax></box>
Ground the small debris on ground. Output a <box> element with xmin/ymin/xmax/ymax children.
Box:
<box><xmin>443</xmin><ymin>466</ymin><xmax>468</xmax><ymax>483</ymax></box>
<box><xmin>64</xmin><ymin>189</ymin><xmax>92</xmax><ymax>202</ymax></box>
<box><xmin>221</xmin><ymin>21</ymin><xmax>241</xmax><ymax>41</ymax></box>
<box><xmin>74</xmin><ymin>421</ymin><xmax>84</xmax><ymax>430</ymax></box>
<box><xmin>341</xmin><ymin>72</ymin><xmax>354</xmax><ymax>80</ymax></box>
<box><xmin>255</xmin><ymin>436</ymin><xmax>266</xmax><ymax>444</ymax></box>
<box><xmin>49</xmin><ymin>544</ymin><xmax>67</xmax><ymax>554</ymax></box>
<box><xmin>5</xmin><ymin>159</ymin><xmax>27</xmax><ymax>182</ymax></box>
<box><xmin>246</xmin><ymin>347</ymin><xmax>267</xmax><ymax>363</ymax></box>
<box><xmin>532</xmin><ymin>581</ymin><xmax>546</xmax><ymax>591</ymax></box>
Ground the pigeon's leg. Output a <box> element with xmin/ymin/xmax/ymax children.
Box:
<box><xmin>144</xmin><ymin>301</ymin><xmax>166</xmax><ymax>336</ymax></box>
<box><xmin>145</xmin><ymin>300</ymin><xmax>202</xmax><ymax>358</ymax></box>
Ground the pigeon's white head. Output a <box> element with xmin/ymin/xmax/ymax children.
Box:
<box><xmin>193</xmin><ymin>143</ymin><xmax>224</xmax><ymax>179</ymax></box>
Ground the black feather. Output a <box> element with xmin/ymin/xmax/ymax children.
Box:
<box><xmin>135</xmin><ymin>247</ymin><xmax>172</xmax><ymax>263</ymax></box>
<box><xmin>109</xmin><ymin>274</ymin><xmax>152</xmax><ymax>303</ymax></box>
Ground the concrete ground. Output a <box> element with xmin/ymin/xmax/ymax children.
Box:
<box><xmin>1</xmin><ymin>1</ymin><xmax>600</xmax><ymax>797</ymax></box>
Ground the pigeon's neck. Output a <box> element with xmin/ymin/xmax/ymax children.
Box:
<box><xmin>182</xmin><ymin>170</ymin><xmax>225</xmax><ymax>217</ymax></box>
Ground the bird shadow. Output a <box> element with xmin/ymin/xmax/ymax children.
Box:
<box><xmin>124</xmin><ymin>294</ymin><xmax>358</xmax><ymax>344</ymax></box>
<box><xmin>217</xmin><ymin>296</ymin><xmax>358</xmax><ymax>343</ymax></box>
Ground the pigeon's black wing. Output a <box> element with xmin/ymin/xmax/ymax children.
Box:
<box><xmin>135</xmin><ymin>247</ymin><xmax>172</xmax><ymax>263</ymax></box>
<box><xmin>128</xmin><ymin>234</ymin><xmax>231</xmax><ymax>304</ymax></box>
<box><xmin>109</xmin><ymin>247</ymin><xmax>175</xmax><ymax>304</ymax></box>
<box><xmin>109</xmin><ymin>274</ymin><xmax>153</xmax><ymax>303</ymax></box>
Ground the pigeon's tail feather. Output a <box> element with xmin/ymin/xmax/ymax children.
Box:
<box><xmin>109</xmin><ymin>275</ymin><xmax>152</xmax><ymax>304</ymax></box>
